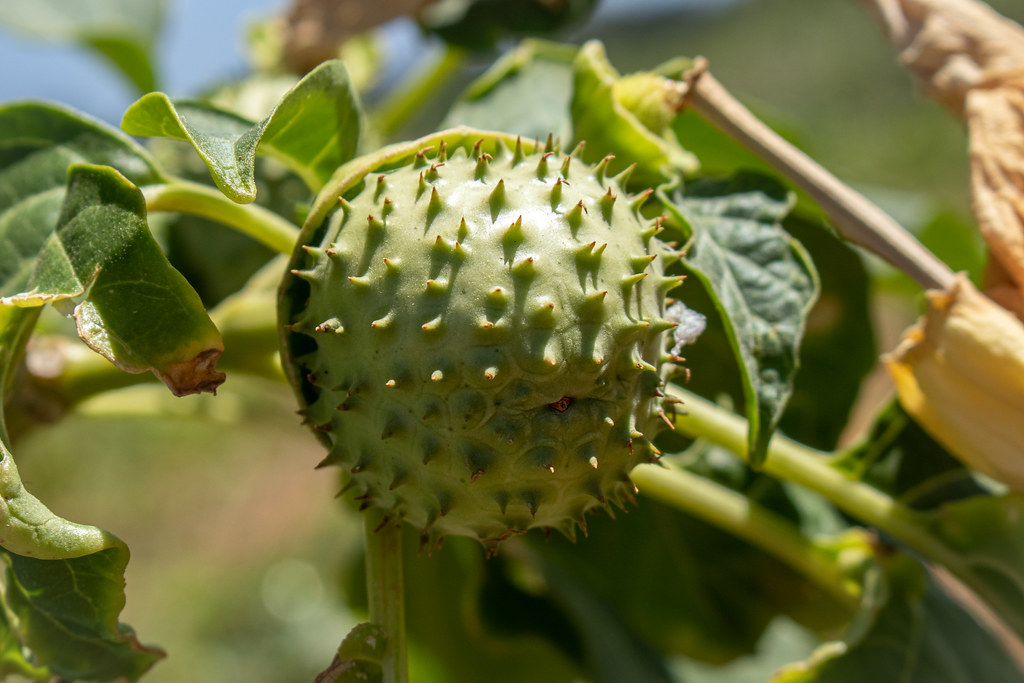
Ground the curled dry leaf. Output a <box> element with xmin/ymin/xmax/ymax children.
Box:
<box><xmin>885</xmin><ymin>275</ymin><xmax>1024</xmax><ymax>491</ymax></box>
<box><xmin>865</xmin><ymin>0</ymin><xmax>1024</xmax><ymax>315</ymax></box>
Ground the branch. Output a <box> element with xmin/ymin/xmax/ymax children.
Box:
<box><xmin>682</xmin><ymin>59</ymin><xmax>957</xmax><ymax>291</ymax></box>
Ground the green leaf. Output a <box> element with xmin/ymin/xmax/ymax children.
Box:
<box><xmin>0</xmin><ymin>102</ymin><xmax>165</xmax><ymax>298</ymax></box>
<box><xmin>530</xmin><ymin>494</ymin><xmax>851</xmax><ymax>667</ymax></box>
<box><xmin>316</xmin><ymin>623</ymin><xmax>387</xmax><ymax>682</ymax></box>
<box><xmin>923</xmin><ymin>494</ymin><xmax>1024</xmax><ymax>641</ymax></box>
<box><xmin>443</xmin><ymin>39</ymin><xmax>577</xmax><ymax>141</ymax></box>
<box><xmin>774</xmin><ymin>554</ymin><xmax>1023</xmax><ymax>682</ymax></box>
<box><xmin>834</xmin><ymin>401</ymin><xmax>989</xmax><ymax>510</ymax></box>
<box><xmin>121</xmin><ymin>60</ymin><xmax>362</xmax><ymax>203</ymax></box>
<box><xmin>779</xmin><ymin>215</ymin><xmax>876</xmax><ymax>450</ymax></box>
<box><xmin>5</xmin><ymin>164</ymin><xmax>225</xmax><ymax>397</ymax></box>
<box><xmin>0</xmin><ymin>543</ymin><xmax>164</xmax><ymax>682</ymax></box>
<box><xmin>570</xmin><ymin>41</ymin><xmax>698</xmax><ymax>188</ymax></box>
<box><xmin>663</xmin><ymin>173</ymin><xmax>818</xmax><ymax>468</ymax></box>
<box><xmin>0</xmin><ymin>0</ymin><xmax>164</xmax><ymax>93</ymax></box>
<box><xmin>0</xmin><ymin>272</ymin><xmax>162</xmax><ymax>683</ymax></box>
<box><xmin>538</xmin><ymin>559</ymin><xmax>679</xmax><ymax>683</ymax></box>
<box><xmin>419</xmin><ymin>0</ymin><xmax>599</xmax><ymax>51</ymax></box>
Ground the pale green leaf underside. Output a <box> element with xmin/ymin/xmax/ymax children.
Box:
<box><xmin>121</xmin><ymin>59</ymin><xmax>361</xmax><ymax>203</ymax></box>
<box><xmin>664</xmin><ymin>173</ymin><xmax>818</xmax><ymax>468</ymax></box>
<box><xmin>0</xmin><ymin>0</ymin><xmax>164</xmax><ymax>93</ymax></box>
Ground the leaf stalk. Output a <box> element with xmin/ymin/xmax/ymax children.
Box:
<box><xmin>142</xmin><ymin>180</ymin><xmax>299</xmax><ymax>255</ymax></box>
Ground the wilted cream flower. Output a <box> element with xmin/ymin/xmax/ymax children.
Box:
<box><xmin>885</xmin><ymin>274</ymin><xmax>1024</xmax><ymax>490</ymax></box>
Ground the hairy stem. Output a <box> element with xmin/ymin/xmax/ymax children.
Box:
<box><xmin>142</xmin><ymin>180</ymin><xmax>299</xmax><ymax>256</ymax></box>
<box><xmin>364</xmin><ymin>516</ymin><xmax>408</xmax><ymax>683</ymax></box>
<box><xmin>683</xmin><ymin>61</ymin><xmax>956</xmax><ymax>291</ymax></box>
<box><xmin>631</xmin><ymin>463</ymin><xmax>862</xmax><ymax>609</ymax></box>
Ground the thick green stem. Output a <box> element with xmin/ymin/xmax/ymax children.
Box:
<box><xmin>632</xmin><ymin>463</ymin><xmax>862</xmax><ymax>609</ymax></box>
<box><xmin>363</xmin><ymin>515</ymin><xmax>408</xmax><ymax>683</ymax></box>
<box><xmin>666</xmin><ymin>386</ymin><xmax>969</xmax><ymax>577</ymax></box>
<box><xmin>142</xmin><ymin>180</ymin><xmax>299</xmax><ymax>255</ymax></box>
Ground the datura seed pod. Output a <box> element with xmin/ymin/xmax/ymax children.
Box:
<box><xmin>279</xmin><ymin>129</ymin><xmax>689</xmax><ymax>552</ymax></box>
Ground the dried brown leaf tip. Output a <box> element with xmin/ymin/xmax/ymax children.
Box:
<box><xmin>154</xmin><ymin>348</ymin><xmax>226</xmax><ymax>397</ymax></box>
<box><xmin>867</xmin><ymin>0</ymin><xmax>1024</xmax><ymax>316</ymax></box>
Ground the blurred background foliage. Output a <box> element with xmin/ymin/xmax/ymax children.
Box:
<box><xmin>3</xmin><ymin>0</ymin><xmax>1024</xmax><ymax>681</ymax></box>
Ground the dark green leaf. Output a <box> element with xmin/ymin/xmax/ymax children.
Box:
<box><xmin>834</xmin><ymin>401</ymin><xmax>989</xmax><ymax>510</ymax></box>
<box><xmin>539</xmin><ymin>558</ymin><xmax>680</xmax><ymax>683</ymax></box>
<box><xmin>121</xmin><ymin>60</ymin><xmax>362</xmax><ymax>203</ymax></box>
<box><xmin>570</xmin><ymin>41</ymin><xmax>697</xmax><ymax>188</ymax></box>
<box><xmin>343</xmin><ymin>528</ymin><xmax>583</xmax><ymax>683</ymax></box>
<box><xmin>779</xmin><ymin>215</ymin><xmax>876</xmax><ymax>450</ymax></box>
<box><xmin>923</xmin><ymin>494</ymin><xmax>1024</xmax><ymax>641</ymax></box>
<box><xmin>316</xmin><ymin>623</ymin><xmax>387</xmax><ymax>683</ymax></box>
<box><xmin>0</xmin><ymin>309</ymin><xmax>162</xmax><ymax>682</ymax></box>
<box><xmin>4</xmin><ymin>164</ymin><xmax>225</xmax><ymax>397</ymax></box>
<box><xmin>419</xmin><ymin>0</ymin><xmax>598</xmax><ymax>50</ymax></box>
<box><xmin>531</xmin><ymin>495</ymin><xmax>851</xmax><ymax>667</ymax></box>
<box><xmin>0</xmin><ymin>102</ymin><xmax>164</xmax><ymax>298</ymax></box>
<box><xmin>663</xmin><ymin>173</ymin><xmax>818</xmax><ymax>468</ymax></box>
<box><xmin>443</xmin><ymin>39</ymin><xmax>577</xmax><ymax>141</ymax></box>
<box><xmin>0</xmin><ymin>0</ymin><xmax>164</xmax><ymax>93</ymax></box>
<box><xmin>774</xmin><ymin>555</ymin><xmax>1023</xmax><ymax>683</ymax></box>
<box><xmin>0</xmin><ymin>546</ymin><xmax>164</xmax><ymax>682</ymax></box>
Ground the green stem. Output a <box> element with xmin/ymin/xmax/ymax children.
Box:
<box><xmin>142</xmin><ymin>180</ymin><xmax>299</xmax><ymax>255</ymax></box>
<box><xmin>372</xmin><ymin>46</ymin><xmax>467</xmax><ymax>138</ymax></box>
<box><xmin>363</xmin><ymin>515</ymin><xmax>408</xmax><ymax>683</ymax></box>
<box><xmin>666</xmin><ymin>386</ymin><xmax>967</xmax><ymax>576</ymax></box>
<box><xmin>631</xmin><ymin>463</ymin><xmax>862</xmax><ymax>609</ymax></box>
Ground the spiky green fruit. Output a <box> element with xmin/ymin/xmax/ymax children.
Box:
<box><xmin>279</xmin><ymin>129</ymin><xmax>684</xmax><ymax>552</ymax></box>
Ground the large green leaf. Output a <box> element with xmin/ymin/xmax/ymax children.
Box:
<box><xmin>419</xmin><ymin>0</ymin><xmax>598</xmax><ymax>50</ymax></box>
<box><xmin>774</xmin><ymin>555</ymin><xmax>1023</xmax><ymax>682</ymax></box>
<box><xmin>0</xmin><ymin>0</ymin><xmax>164</xmax><ymax>93</ymax></box>
<box><xmin>0</xmin><ymin>102</ymin><xmax>165</xmax><ymax>298</ymax></box>
<box><xmin>121</xmin><ymin>60</ymin><xmax>362</xmax><ymax>203</ymax></box>
<box><xmin>534</xmin><ymin>559</ymin><xmax>675</xmax><ymax>683</ymax></box>
<box><xmin>0</xmin><ymin>451</ymin><xmax>164</xmax><ymax>681</ymax></box>
<box><xmin>0</xmin><ymin>281</ymin><xmax>162</xmax><ymax>682</ymax></box>
<box><xmin>443</xmin><ymin>39</ymin><xmax>577</xmax><ymax>141</ymax></box>
<box><xmin>922</xmin><ymin>494</ymin><xmax>1024</xmax><ymax>641</ymax></box>
<box><xmin>663</xmin><ymin>173</ymin><xmax>818</xmax><ymax>468</ymax></box>
<box><xmin>4</xmin><ymin>164</ymin><xmax>225</xmax><ymax>397</ymax></box>
<box><xmin>778</xmin><ymin>215</ymin><xmax>876</xmax><ymax>450</ymax></box>
<box><xmin>529</xmin><ymin>493</ymin><xmax>851</xmax><ymax>667</ymax></box>
<box><xmin>833</xmin><ymin>401</ymin><xmax>989</xmax><ymax>510</ymax></box>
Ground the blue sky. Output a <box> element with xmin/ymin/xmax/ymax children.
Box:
<box><xmin>0</xmin><ymin>0</ymin><xmax>738</xmax><ymax>124</ymax></box>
